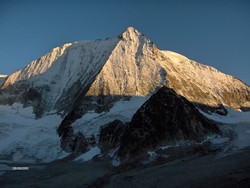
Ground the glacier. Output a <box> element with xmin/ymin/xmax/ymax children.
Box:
<box><xmin>0</xmin><ymin>103</ymin><xmax>68</xmax><ymax>164</ymax></box>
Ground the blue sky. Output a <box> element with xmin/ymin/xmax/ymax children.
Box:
<box><xmin>0</xmin><ymin>0</ymin><xmax>250</xmax><ymax>85</ymax></box>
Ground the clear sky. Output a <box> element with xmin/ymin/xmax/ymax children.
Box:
<box><xmin>0</xmin><ymin>0</ymin><xmax>250</xmax><ymax>85</ymax></box>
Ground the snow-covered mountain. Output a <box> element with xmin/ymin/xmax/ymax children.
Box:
<box><xmin>0</xmin><ymin>27</ymin><xmax>250</xmax><ymax>164</ymax></box>
<box><xmin>1</xmin><ymin>27</ymin><xmax>249</xmax><ymax>119</ymax></box>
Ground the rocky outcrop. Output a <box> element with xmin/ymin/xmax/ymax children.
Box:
<box><xmin>118</xmin><ymin>86</ymin><xmax>221</xmax><ymax>158</ymax></box>
<box><xmin>59</xmin><ymin>127</ymin><xmax>89</xmax><ymax>153</ymax></box>
<box><xmin>99</xmin><ymin>120</ymin><xmax>126</xmax><ymax>152</ymax></box>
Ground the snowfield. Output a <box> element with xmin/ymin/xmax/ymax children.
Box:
<box><xmin>0</xmin><ymin>103</ymin><xmax>68</xmax><ymax>164</ymax></box>
<box><xmin>201</xmin><ymin>107</ymin><xmax>250</xmax><ymax>154</ymax></box>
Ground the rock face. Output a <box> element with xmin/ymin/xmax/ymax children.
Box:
<box><xmin>59</xmin><ymin>126</ymin><xmax>89</xmax><ymax>153</ymax></box>
<box><xmin>118</xmin><ymin>86</ymin><xmax>221</xmax><ymax>158</ymax></box>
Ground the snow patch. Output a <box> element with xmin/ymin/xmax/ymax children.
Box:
<box><xmin>206</xmin><ymin>135</ymin><xmax>230</xmax><ymax>145</ymax></box>
<box><xmin>141</xmin><ymin>150</ymin><xmax>169</xmax><ymax>165</ymax></box>
<box><xmin>160</xmin><ymin>146</ymin><xmax>170</xmax><ymax>150</ymax></box>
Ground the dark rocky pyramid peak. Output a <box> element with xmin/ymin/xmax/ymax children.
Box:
<box><xmin>118</xmin><ymin>86</ymin><xmax>221</xmax><ymax>158</ymax></box>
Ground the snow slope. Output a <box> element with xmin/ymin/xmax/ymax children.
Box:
<box><xmin>1</xmin><ymin>39</ymin><xmax>118</xmax><ymax>116</ymax></box>
<box><xmin>201</xmin><ymin>108</ymin><xmax>250</xmax><ymax>153</ymax></box>
<box><xmin>86</xmin><ymin>27</ymin><xmax>167</xmax><ymax>97</ymax></box>
<box><xmin>0</xmin><ymin>103</ymin><xmax>68</xmax><ymax>163</ymax></box>
<box><xmin>201</xmin><ymin>107</ymin><xmax>250</xmax><ymax>125</ymax></box>
<box><xmin>160</xmin><ymin>50</ymin><xmax>250</xmax><ymax>110</ymax></box>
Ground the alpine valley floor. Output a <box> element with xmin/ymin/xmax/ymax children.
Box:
<box><xmin>1</xmin><ymin>144</ymin><xmax>250</xmax><ymax>188</ymax></box>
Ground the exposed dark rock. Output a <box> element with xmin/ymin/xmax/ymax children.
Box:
<box><xmin>57</xmin><ymin>95</ymin><xmax>129</xmax><ymax>152</ymax></box>
<box><xmin>214</xmin><ymin>106</ymin><xmax>228</xmax><ymax>116</ymax></box>
<box><xmin>87</xmin><ymin>135</ymin><xmax>97</xmax><ymax>147</ymax></box>
<box><xmin>60</xmin><ymin>126</ymin><xmax>89</xmax><ymax>153</ymax></box>
<box><xmin>99</xmin><ymin>120</ymin><xmax>126</xmax><ymax>152</ymax></box>
<box><xmin>118</xmin><ymin>86</ymin><xmax>221</xmax><ymax>158</ymax></box>
<box><xmin>240</xmin><ymin>106</ymin><xmax>250</xmax><ymax>112</ymax></box>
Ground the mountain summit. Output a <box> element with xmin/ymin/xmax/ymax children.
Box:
<box><xmin>118</xmin><ymin>26</ymin><xmax>144</xmax><ymax>40</ymax></box>
<box><xmin>0</xmin><ymin>26</ymin><xmax>249</xmax><ymax>119</ymax></box>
